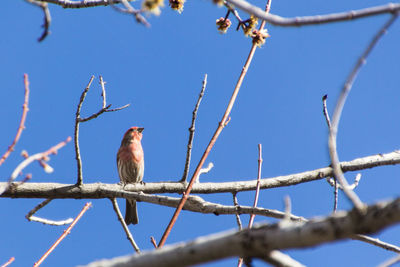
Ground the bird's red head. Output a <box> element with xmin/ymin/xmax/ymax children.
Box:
<box><xmin>121</xmin><ymin>127</ymin><xmax>144</xmax><ymax>145</ymax></box>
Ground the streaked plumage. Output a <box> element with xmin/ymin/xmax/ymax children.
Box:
<box><xmin>117</xmin><ymin>127</ymin><xmax>144</xmax><ymax>225</ymax></box>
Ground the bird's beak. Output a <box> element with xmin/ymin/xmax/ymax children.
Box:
<box><xmin>138</xmin><ymin>127</ymin><xmax>144</xmax><ymax>133</ymax></box>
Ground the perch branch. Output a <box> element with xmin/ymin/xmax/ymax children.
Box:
<box><xmin>2</xmin><ymin>150</ymin><xmax>400</xmax><ymax>196</ymax></box>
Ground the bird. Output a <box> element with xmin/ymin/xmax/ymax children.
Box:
<box><xmin>117</xmin><ymin>127</ymin><xmax>144</xmax><ymax>225</ymax></box>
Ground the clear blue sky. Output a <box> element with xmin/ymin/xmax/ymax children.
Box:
<box><xmin>1</xmin><ymin>0</ymin><xmax>400</xmax><ymax>266</ymax></box>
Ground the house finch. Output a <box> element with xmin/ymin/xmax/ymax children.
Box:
<box><xmin>117</xmin><ymin>127</ymin><xmax>144</xmax><ymax>225</ymax></box>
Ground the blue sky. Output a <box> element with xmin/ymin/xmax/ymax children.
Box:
<box><xmin>1</xmin><ymin>0</ymin><xmax>400</xmax><ymax>266</ymax></box>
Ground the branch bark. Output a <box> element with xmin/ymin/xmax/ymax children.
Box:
<box><xmin>224</xmin><ymin>1</ymin><xmax>400</xmax><ymax>27</ymax></box>
<box><xmin>80</xmin><ymin>197</ymin><xmax>400</xmax><ymax>267</ymax></box>
<box><xmin>3</xmin><ymin>150</ymin><xmax>398</xmax><ymax>197</ymax></box>
<box><xmin>35</xmin><ymin>0</ymin><xmax>133</xmax><ymax>8</ymax></box>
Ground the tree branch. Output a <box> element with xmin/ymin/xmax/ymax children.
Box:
<box><xmin>80</xmin><ymin>197</ymin><xmax>400</xmax><ymax>267</ymax></box>
<box><xmin>0</xmin><ymin>74</ymin><xmax>30</xmax><ymax>166</ymax></box>
<box><xmin>34</xmin><ymin>202</ymin><xmax>92</xmax><ymax>266</ymax></box>
<box><xmin>328</xmin><ymin>13</ymin><xmax>398</xmax><ymax>212</ymax></box>
<box><xmin>1</xmin><ymin>184</ymin><xmax>306</xmax><ymax>220</ymax></box>
<box><xmin>224</xmin><ymin>0</ymin><xmax>400</xmax><ymax>27</ymax></box>
<box><xmin>36</xmin><ymin>0</ymin><xmax>134</xmax><ymax>8</ymax></box>
<box><xmin>158</xmin><ymin>0</ymin><xmax>271</xmax><ymax>247</ymax></box>
<box><xmin>2</xmin><ymin>150</ymin><xmax>400</xmax><ymax>196</ymax></box>
<box><xmin>25</xmin><ymin>0</ymin><xmax>52</xmax><ymax>42</ymax></box>
<box><xmin>181</xmin><ymin>74</ymin><xmax>207</xmax><ymax>182</ymax></box>
<box><xmin>0</xmin><ymin>137</ymin><xmax>71</xmax><ymax>195</ymax></box>
<box><xmin>110</xmin><ymin>198</ymin><xmax>140</xmax><ymax>252</ymax></box>
<box><xmin>74</xmin><ymin>76</ymin><xmax>130</xmax><ymax>185</ymax></box>
<box><xmin>26</xmin><ymin>198</ymin><xmax>74</xmax><ymax>225</ymax></box>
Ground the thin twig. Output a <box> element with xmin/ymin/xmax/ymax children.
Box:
<box><xmin>232</xmin><ymin>193</ymin><xmax>243</xmax><ymax>230</ymax></box>
<box><xmin>150</xmin><ymin>237</ymin><xmax>158</xmax><ymax>248</ymax></box>
<box><xmin>224</xmin><ymin>2</ymin><xmax>245</xmax><ymax>31</ymax></box>
<box><xmin>223</xmin><ymin>9</ymin><xmax>231</xmax><ymax>20</ymax></box>
<box><xmin>354</xmin><ymin>235</ymin><xmax>400</xmax><ymax>254</ymax></box>
<box><xmin>74</xmin><ymin>76</ymin><xmax>130</xmax><ymax>186</ymax></box>
<box><xmin>34</xmin><ymin>202</ymin><xmax>92</xmax><ymax>267</ymax></box>
<box><xmin>74</xmin><ymin>76</ymin><xmax>94</xmax><ymax>186</ymax></box>
<box><xmin>262</xmin><ymin>251</ymin><xmax>306</xmax><ymax>267</ymax></box>
<box><xmin>322</xmin><ymin>94</ymin><xmax>331</xmax><ymax>129</ymax></box>
<box><xmin>99</xmin><ymin>76</ymin><xmax>107</xmax><ymax>109</ymax></box>
<box><xmin>20</xmin><ymin>173</ymin><xmax>32</xmax><ymax>185</ymax></box>
<box><xmin>224</xmin><ymin>0</ymin><xmax>400</xmax><ymax>27</ymax></box>
<box><xmin>322</xmin><ymin>94</ymin><xmax>338</xmax><ymax>211</ymax></box>
<box><xmin>25</xmin><ymin>0</ymin><xmax>52</xmax><ymax>42</ymax></box>
<box><xmin>283</xmin><ymin>195</ymin><xmax>291</xmax><ymax>222</ymax></box>
<box><xmin>333</xmin><ymin>178</ymin><xmax>338</xmax><ymax>212</ymax></box>
<box><xmin>10</xmin><ymin>137</ymin><xmax>71</xmax><ymax>181</ymax></box>
<box><xmin>326</xmin><ymin>173</ymin><xmax>362</xmax><ymax>190</ymax></box>
<box><xmin>157</xmin><ymin>0</ymin><xmax>271</xmax><ymax>246</ymax></box>
<box><xmin>248</xmin><ymin>143</ymin><xmax>263</xmax><ymax>227</ymax></box>
<box><xmin>33</xmin><ymin>0</ymin><xmax>134</xmax><ymax>8</ymax></box>
<box><xmin>238</xmin><ymin>143</ymin><xmax>264</xmax><ymax>267</ymax></box>
<box><xmin>0</xmin><ymin>137</ymin><xmax>71</xmax><ymax>195</ymax></box>
<box><xmin>110</xmin><ymin>198</ymin><xmax>140</xmax><ymax>253</ymax></box>
<box><xmin>0</xmin><ymin>257</ymin><xmax>15</xmax><ymax>267</ymax></box>
<box><xmin>105</xmin><ymin>104</ymin><xmax>131</xmax><ymax>113</ymax></box>
<box><xmin>21</xmin><ymin>150</ymin><xmax>53</xmax><ymax>173</ymax></box>
<box><xmin>0</xmin><ymin>74</ymin><xmax>30</xmax><ymax>166</ymax></box>
<box><xmin>195</xmin><ymin>162</ymin><xmax>214</xmax><ymax>183</ymax></box>
<box><xmin>328</xmin><ymin>14</ymin><xmax>398</xmax><ymax>213</ymax></box>
<box><xmin>28</xmin><ymin>215</ymin><xmax>73</xmax><ymax>226</ymax></box>
<box><xmin>26</xmin><ymin>199</ymin><xmax>74</xmax><ymax>225</ymax></box>
<box><xmin>181</xmin><ymin>74</ymin><xmax>207</xmax><ymax>182</ymax></box>
<box><xmin>377</xmin><ymin>253</ymin><xmax>400</xmax><ymax>267</ymax></box>
<box><xmin>26</xmin><ymin>198</ymin><xmax>52</xmax><ymax>218</ymax></box>
<box><xmin>78</xmin><ymin>104</ymin><xmax>112</xmax><ymax>122</ymax></box>
<box><xmin>110</xmin><ymin>0</ymin><xmax>150</xmax><ymax>27</ymax></box>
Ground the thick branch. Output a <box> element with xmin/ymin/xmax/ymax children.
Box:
<box><xmin>2</xmin><ymin>150</ymin><xmax>400</xmax><ymax>196</ymax></box>
<box><xmin>80</xmin><ymin>197</ymin><xmax>400</xmax><ymax>267</ymax></box>
<box><xmin>0</xmin><ymin>183</ymin><xmax>305</xmax><ymax>220</ymax></box>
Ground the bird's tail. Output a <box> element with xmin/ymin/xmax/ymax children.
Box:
<box><xmin>125</xmin><ymin>199</ymin><xmax>139</xmax><ymax>225</ymax></box>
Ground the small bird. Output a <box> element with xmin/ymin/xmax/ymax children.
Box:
<box><xmin>117</xmin><ymin>127</ymin><xmax>144</xmax><ymax>225</ymax></box>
